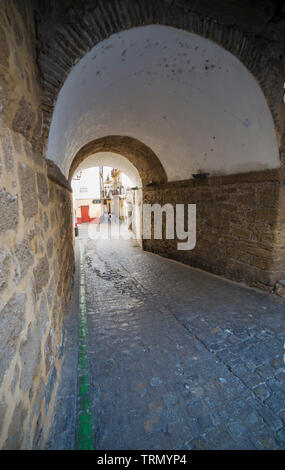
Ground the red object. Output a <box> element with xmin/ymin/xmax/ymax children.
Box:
<box><xmin>81</xmin><ymin>206</ymin><xmax>90</xmax><ymax>223</ymax></box>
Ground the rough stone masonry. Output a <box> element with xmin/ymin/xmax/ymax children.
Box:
<box><xmin>0</xmin><ymin>0</ymin><xmax>284</xmax><ymax>449</ymax></box>
<box><xmin>0</xmin><ymin>1</ymin><xmax>74</xmax><ymax>448</ymax></box>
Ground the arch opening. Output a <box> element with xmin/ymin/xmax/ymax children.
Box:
<box><xmin>72</xmin><ymin>150</ymin><xmax>142</xmax><ymax>188</ymax></box>
<box><xmin>71</xmin><ymin>163</ymin><xmax>142</xmax><ymax>241</ymax></box>
<box><xmin>45</xmin><ymin>23</ymin><xmax>284</xmax><ymax>290</ymax></box>
<box><xmin>68</xmin><ymin>135</ymin><xmax>166</xmax><ymax>187</ymax></box>
<box><xmin>47</xmin><ymin>24</ymin><xmax>280</xmax><ymax>181</ymax></box>
<box><xmin>71</xmin><ymin>150</ymin><xmax>144</xmax><ymax>242</ymax></box>
<box><xmin>1</xmin><ymin>1</ymin><xmax>285</xmax><ymax>451</ymax></box>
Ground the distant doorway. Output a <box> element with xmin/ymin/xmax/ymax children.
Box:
<box><xmin>81</xmin><ymin>206</ymin><xmax>90</xmax><ymax>223</ymax></box>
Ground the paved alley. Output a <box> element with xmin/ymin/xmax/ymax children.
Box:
<box><xmin>48</xmin><ymin>224</ymin><xmax>285</xmax><ymax>450</ymax></box>
<box><xmin>56</xmin><ymin>224</ymin><xmax>285</xmax><ymax>451</ymax></box>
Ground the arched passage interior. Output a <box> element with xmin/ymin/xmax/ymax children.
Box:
<box><xmin>0</xmin><ymin>2</ymin><xmax>285</xmax><ymax>450</ymax></box>
<box><xmin>47</xmin><ymin>25</ymin><xmax>279</xmax><ymax>181</ymax></box>
<box><xmin>46</xmin><ymin>24</ymin><xmax>283</xmax><ymax>289</ymax></box>
<box><xmin>71</xmin><ymin>150</ymin><xmax>144</xmax><ymax>242</ymax></box>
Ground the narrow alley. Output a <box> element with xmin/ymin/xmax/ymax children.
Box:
<box><xmin>48</xmin><ymin>225</ymin><xmax>285</xmax><ymax>450</ymax></box>
<box><xmin>1</xmin><ymin>0</ymin><xmax>285</xmax><ymax>452</ymax></box>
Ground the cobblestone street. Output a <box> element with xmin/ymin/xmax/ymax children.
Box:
<box><xmin>54</xmin><ymin>224</ymin><xmax>285</xmax><ymax>450</ymax></box>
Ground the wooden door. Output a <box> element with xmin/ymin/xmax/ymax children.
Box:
<box><xmin>81</xmin><ymin>205</ymin><xmax>90</xmax><ymax>223</ymax></box>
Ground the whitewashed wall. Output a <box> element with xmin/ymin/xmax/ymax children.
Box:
<box><xmin>48</xmin><ymin>25</ymin><xmax>279</xmax><ymax>181</ymax></box>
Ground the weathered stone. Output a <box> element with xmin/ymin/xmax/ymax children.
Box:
<box><xmin>43</xmin><ymin>212</ymin><xmax>49</xmax><ymax>232</ymax></box>
<box><xmin>0</xmin><ymin>402</ymin><xmax>7</xmax><ymax>430</ymax></box>
<box><xmin>0</xmin><ymin>128</ymin><xmax>14</xmax><ymax>174</ymax></box>
<box><xmin>0</xmin><ymin>293</ymin><xmax>27</xmax><ymax>382</ymax></box>
<box><xmin>32</xmin><ymin>377</ymin><xmax>45</xmax><ymax>417</ymax></box>
<box><xmin>33</xmin><ymin>255</ymin><xmax>49</xmax><ymax>296</ymax></box>
<box><xmin>70</xmin><ymin>136</ymin><xmax>167</xmax><ymax>185</ymax></box>
<box><xmin>57</xmin><ymin>324</ymin><xmax>64</xmax><ymax>358</ymax></box>
<box><xmin>46</xmin><ymin>160</ymin><xmax>72</xmax><ymax>192</ymax></box>
<box><xmin>47</xmin><ymin>237</ymin><xmax>53</xmax><ymax>259</ymax></box>
<box><xmin>274</xmin><ymin>280</ymin><xmax>285</xmax><ymax>298</ymax></box>
<box><xmin>23</xmin><ymin>139</ymin><xmax>34</xmax><ymax>161</ymax></box>
<box><xmin>12</xmin><ymin>132</ymin><xmax>22</xmax><ymax>154</ymax></box>
<box><xmin>143</xmin><ymin>170</ymin><xmax>285</xmax><ymax>289</ymax></box>
<box><xmin>11</xmin><ymin>363</ymin><xmax>19</xmax><ymax>393</ymax></box>
<box><xmin>33</xmin><ymin>411</ymin><xmax>43</xmax><ymax>449</ymax></box>
<box><xmin>247</xmin><ymin>397</ymin><xmax>283</xmax><ymax>431</ymax></box>
<box><xmin>12</xmin><ymin>17</ymin><xmax>23</xmax><ymax>47</ymax></box>
<box><xmin>34</xmin><ymin>222</ymin><xmax>41</xmax><ymax>236</ymax></box>
<box><xmin>12</xmin><ymin>97</ymin><xmax>35</xmax><ymax>140</ymax></box>
<box><xmin>31</xmin><ymin>110</ymin><xmax>43</xmax><ymax>152</ymax></box>
<box><xmin>253</xmin><ymin>383</ymin><xmax>271</xmax><ymax>401</ymax></box>
<box><xmin>20</xmin><ymin>294</ymin><xmax>49</xmax><ymax>392</ymax></box>
<box><xmin>14</xmin><ymin>1</ymin><xmax>28</xmax><ymax>31</ymax></box>
<box><xmin>0</xmin><ymin>248</ymin><xmax>10</xmax><ymax>292</ymax></box>
<box><xmin>18</xmin><ymin>163</ymin><xmax>38</xmax><ymax>220</ymax></box>
<box><xmin>46</xmin><ymin>276</ymin><xmax>55</xmax><ymax>308</ymax></box>
<box><xmin>13</xmin><ymin>49</ymin><xmax>24</xmax><ymax>81</ymax></box>
<box><xmin>0</xmin><ymin>72</ymin><xmax>8</xmax><ymax>114</ymax></box>
<box><xmin>45</xmin><ymin>366</ymin><xmax>57</xmax><ymax>414</ymax></box>
<box><xmin>5</xmin><ymin>402</ymin><xmax>27</xmax><ymax>449</ymax></box>
<box><xmin>37</xmin><ymin>294</ymin><xmax>50</xmax><ymax>336</ymax></box>
<box><xmin>68</xmin><ymin>237</ymin><xmax>285</xmax><ymax>450</ymax></box>
<box><xmin>12</xmin><ymin>256</ymin><xmax>20</xmax><ymax>286</ymax></box>
<box><xmin>0</xmin><ymin>190</ymin><xmax>19</xmax><ymax>233</ymax></box>
<box><xmin>50</xmin><ymin>209</ymin><xmax>55</xmax><ymax>228</ymax></box>
<box><xmin>0</xmin><ymin>24</ymin><xmax>9</xmax><ymax>68</ymax></box>
<box><xmin>45</xmin><ymin>328</ymin><xmax>54</xmax><ymax>375</ymax></box>
<box><xmin>0</xmin><ymin>0</ymin><xmax>284</xmax><ymax>451</ymax></box>
<box><xmin>14</xmin><ymin>235</ymin><xmax>34</xmax><ymax>279</ymax></box>
<box><xmin>37</xmin><ymin>172</ymin><xmax>49</xmax><ymax>206</ymax></box>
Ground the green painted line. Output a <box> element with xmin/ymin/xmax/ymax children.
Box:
<box><xmin>75</xmin><ymin>241</ymin><xmax>94</xmax><ymax>450</ymax></box>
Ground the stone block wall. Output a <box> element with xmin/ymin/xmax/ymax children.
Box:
<box><xmin>143</xmin><ymin>170</ymin><xmax>285</xmax><ymax>291</ymax></box>
<box><xmin>0</xmin><ymin>1</ymin><xmax>74</xmax><ymax>449</ymax></box>
<box><xmin>0</xmin><ymin>119</ymin><xmax>74</xmax><ymax>449</ymax></box>
<box><xmin>0</xmin><ymin>0</ymin><xmax>284</xmax><ymax>450</ymax></box>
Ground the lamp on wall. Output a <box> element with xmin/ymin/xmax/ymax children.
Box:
<box><xmin>192</xmin><ymin>172</ymin><xmax>210</xmax><ymax>180</ymax></box>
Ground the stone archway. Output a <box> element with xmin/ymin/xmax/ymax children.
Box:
<box><xmin>36</xmin><ymin>0</ymin><xmax>285</xmax><ymax>162</ymax></box>
<box><xmin>68</xmin><ymin>136</ymin><xmax>168</xmax><ymax>186</ymax></box>
<box><xmin>43</xmin><ymin>20</ymin><xmax>283</xmax><ymax>290</ymax></box>
<box><xmin>0</xmin><ymin>0</ymin><xmax>285</xmax><ymax>450</ymax></box>
<box><xmin>70</xmin><ymin>147</ymin><xmax>146</xmax><ymax>244</ymax></box>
